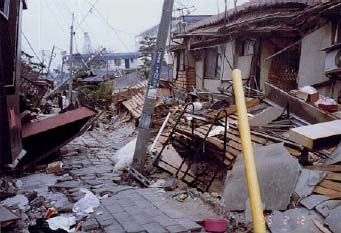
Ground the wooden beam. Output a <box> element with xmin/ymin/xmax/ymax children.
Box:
<box><xmin>289</xmin><ymin>120</ymin><xmax>341</xmax><ymax>150</ymax></box>
<box><xmin>264</xmin><ymin>82</ymin><xmax>338</xmax><ymax>124</ymax></box>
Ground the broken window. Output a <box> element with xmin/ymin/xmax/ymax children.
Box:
<box><xmin>0</xmin><ymin>0</ymin><xmax>10</xmax><ymax>19</ymax></box>
<box><xmin>241</xmin><ymin>40</ymin><xmax>255</xmax><ymax>56</ymax></box>
<box><xmin>204</xmin><ymin>47</ymin><xmax>219</xmax><ymax>79</ymax></box>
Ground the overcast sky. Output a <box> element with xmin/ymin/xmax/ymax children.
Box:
<box><xmin>22</xmin><ymin>0</ymin><xmax>248</xmax><ymax>69</ymax></box>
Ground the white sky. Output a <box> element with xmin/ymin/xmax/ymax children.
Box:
<box><xmin>22</xmin><ymin>0</ymin><xmax>249</xmax><ymax>69</ymax></box>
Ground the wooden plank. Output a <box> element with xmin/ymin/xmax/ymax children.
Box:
<box><xmin>326</xmin><ymin>172</ymin><xmax>341</xmax><ymax>181</ymax></box>
<box><xmin>305</xmin><ymin>165</ymin><xmax>341</xmax><ymax>172</ymax></box>
<box><xmin>288</xmin><ymin>120</ymin><xmax>341</xmax><ymax>150</ymax></box>
<box><xmin>314</xmin><ymin>186</ymin><xmax>341</xmax><ymax>199</ymax></box>
<box><xmin>319</xmin><ymin>180</ymin><xmax>341</xmax><ymax>192</ymax></box>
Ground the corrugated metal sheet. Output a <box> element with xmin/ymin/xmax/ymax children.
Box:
<box><xmin>22</xmin><ymin>107</ymin><xmax>96</xmax><ymax>138</ymax></box>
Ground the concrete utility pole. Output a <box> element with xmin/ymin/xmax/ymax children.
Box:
<box><xmin>132</xmin><ymin>0</ymin><xmax>174</xmax><ymax>170</ymax></box>
<box><xmin>68</xmin><ymin>13</ymin><xmax>75</xmax><ymax>103</ymax></box>
<box><xmin>46</xmin><ymin>45</ymin><xmax>55</xmax><ymax>79</ymax></box>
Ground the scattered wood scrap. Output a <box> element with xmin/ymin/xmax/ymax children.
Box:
<box><xmin>289</xmin><ymin>120</ymin><xmax>341</xmax><ymax>150</ymax></box>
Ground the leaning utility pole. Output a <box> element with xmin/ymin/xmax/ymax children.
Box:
<box><xmin>68</xmin><ymin>13</ymin><xmax>75</xmax><ymax>103</ymax></box>
<box><xmin>46</xmin><ymin>45</ymin><xmax>55</xmax><ymax>79</ymax></box>
<box><xmin>132</xmin><ymin>0</ymin><xmax>174</xmax><ymax>170</ymax></box>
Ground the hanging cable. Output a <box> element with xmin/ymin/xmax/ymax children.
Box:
<box><xmin>22</xmin><ymin>32</ymin><xmax>43</xmax><ymax>64</ymax></box>
<box><xmin>76</xmin><ymin>0</ymin><xmax>100</xmax><ymax>30</ymax></box>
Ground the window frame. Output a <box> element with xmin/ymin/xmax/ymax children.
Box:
<box><xmin>0</xmin><ymin>0</ymin><xmax>10</xmax><ymax>20</ymax></box>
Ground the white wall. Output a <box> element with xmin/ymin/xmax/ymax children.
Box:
<box><xmin>220</xmin><ymin>42</ymin><xmax>234</xmax><ymax>81</ymax></box>
<box><xmin>298</xmin><ymin>23</ymin><xmax>332</xmax><ymax>87</ymax></box>
<box><xmin>260</xmin><ymin>40</ymin><xmax>273</xmax><ymax>91</ymax></box>
<box><xmin>237</xmin><ymin>55</ymin><xmax>252</xmax><ymax>79</ymax></box>
<box><xmin>203</xmin><ymin>79</ymin><xmax>221</xmax><ymax>93</ymax></box>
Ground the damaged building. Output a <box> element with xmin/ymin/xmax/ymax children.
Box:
<box><xmin>1</xmin><ymin>0</ymin><xmax>341</xmax><ymax>232</ymax></box>
<box><xmin>171</xmin><ymin>0</ymin><xmax>341</xmax><ymax>106</ymax></box>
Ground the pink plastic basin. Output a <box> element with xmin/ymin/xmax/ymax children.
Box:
<box><xmin>204</xmin><ymin>218</ymin><xmax>228</xmax><ymax>232</ymax></box>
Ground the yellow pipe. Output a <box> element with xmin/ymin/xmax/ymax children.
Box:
<box><xmin>232</xmin><ymin>69</ymin><xmax>266</xmax><ymax>233</ymax></box>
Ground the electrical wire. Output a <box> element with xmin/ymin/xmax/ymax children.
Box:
<box><xmin>83</xmin><ymin>0</ymin><xmax>135</xmax><ymax>51</ymax></box>
<box><xmin>42</xmin><ymin>0</ymin><xmax>68</xmax><ymax>34</ymax></box>
<box><xmin>76</xmin><ymin>0</ymin><xmax>100</xmax><ymax>30</ymax></box>
<box><xmin>22</xmin><ymin>32</ymin><xmax>44</xmax><ymax>65</ymax></box>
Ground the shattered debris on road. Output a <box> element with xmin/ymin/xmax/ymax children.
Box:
<box><xmin>2</xmin><ymin>0</ymin><xmax>341</xmax><ymax>232</ymax></box>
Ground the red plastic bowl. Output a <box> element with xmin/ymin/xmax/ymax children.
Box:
<box><xmin>204</xmin><ymin>218</ymin><xmax>228</xmax><ymax>232</ymax></box>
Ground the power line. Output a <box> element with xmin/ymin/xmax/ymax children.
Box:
<box><xmin>84</xmin><ymin>0</ymin><xmax>133</xmax><ymax>51</ymax></box>
<box><xmin>42</xmin><ymin>0</ymin><xmax>68</xmax><ymax>34</ymax></box>
<box><xmin>76</xmin><ymin>0</ymin><xmax>100</xmax><ymax>30</ymax></box>
<box><xmin>22</xmin><ymin>32</ymin><xmax>44</xmax><ymax>65</ymax></box>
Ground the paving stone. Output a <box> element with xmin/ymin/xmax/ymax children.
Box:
<box><xmin>101</xmin><ymin>197</ymin><xmax>117</xmax><ymax>206</ymax></box>
<box><xmin>104</xmin><ymin>225</ymin><xmax>125</xmax><ymax>233</ymax></box>
<box><xmin>176</xmin><ymin>218</ymin><xmax>202</xmax><ymax>231</ymax></box>
<box><xmin>120</xmin><ymin>220</ymin><xmax>146</xmax><ymax>233</ymax></box>
<box><xmin>106</xmin><ymin>203</ymin><xmax>124</xmax><ymax>214</ymax></box>
<box><xmin>56</xmin><ymin>176</ymin><xmax>73</xmax><ymax>183</ymax></box>
<box><xmin>93</xmin><ymin>161</ymin><xmax>105</xmax><ymax>165</ymax></box>
<box><xmin>143</xmin><ymin>207</ymin><xmax>164</xmax><ymax>217</ymax></box>
<box><xmin>49</xmin><ymin>181</ymin><xmax>81</xmax><ymax>190</ymax></box>
<box><xmin>165</xmin><ymin>224</ymin><xmax>187</xmax><ymax>233</ymax></box>
<box><xmin>84</xmin><ymin>180</ymin><xmax>104</xmax><ymax>186</ymax></box>
<box><xmin>153</xmin><ymin>214</ymin><xmax>178</xmax><ymax>227</ymax></box>
<box><xmin>143</xmin><ymin>222</ymin><xmax>168</xmax><ymax>233</ymax></box>
<box><xmin>123</xmin><ymin>205</ymin><xmax>140</xmax><ymax>214</ymax></box>
<box><xmin>132</xmin><ymin>213</ymin><xmax>155</xmax><ymax>225</ymax></box>
<box><xmin>118</xmin><ymin>198</ymin><xmax>137</xmax><ymax>207</ymax></box>
<box><xmin>112</xmin><ymin>211</ymin><xmax>131</xmax><ymax>223</ymax></box>
<box><xmin>134</xmin><ymin>200</ymin><xmax>154</xmax><ymax>209</ymax></box>
<box><xmin>97</xmin><ymin>217</ymin><xmax>116</xmax><ymax>227</ymax></box>
<box><xmin>82</xmin><ymin>218</ymin><xmax>100</xmax><ymax>232</ymax></box>
<box><xmin>162</xmin><ymin>208</ymin><xmax>186</xmax><ymax>219</ymax></box>
<box><xmin>96</xmin><ymin>211</ymin><xmax>113</xmax><ymax>222</ymax></box>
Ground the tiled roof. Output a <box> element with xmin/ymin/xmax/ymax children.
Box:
<box><xmin>184</xmin><ymin>0</ymin><xmax>325</xmax><ymax>33</ymax></box>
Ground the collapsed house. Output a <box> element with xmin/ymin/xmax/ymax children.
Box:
<box><xmin>171</xmin><ymin>0</ymin><xmax>341</xmax><ymax>112</ymax></box>
<box><xmin>0</xmin><ymin>1</ymin><xmax>99</xmax><ymax>169</ymax></box>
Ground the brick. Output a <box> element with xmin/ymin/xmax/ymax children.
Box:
<box><xmin>143</xmin><ymin>222</ymin><xmax>168</xmax><ymax>233</ymax></box>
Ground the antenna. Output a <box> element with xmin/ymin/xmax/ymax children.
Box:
<box><xmin>83</xmin><ymin>32</ymin><xmax>93</xmax><ymax>54</ymax></box>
